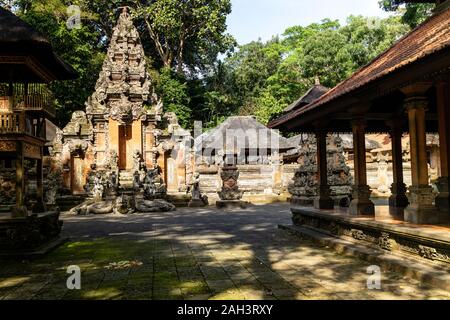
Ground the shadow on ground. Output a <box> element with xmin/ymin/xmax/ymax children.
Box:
<box><xmin>0</xmin><ymin>203</ymin><xmax>448</xmax><ymax>300</ymax></box>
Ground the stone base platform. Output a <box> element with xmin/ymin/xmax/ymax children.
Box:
<box><xmin>56</xmin><ymin>195</ymin><xmax>88</xmax><ymax>211</ymax></box>
<box><xmin>188</xmin><ymin>199</ymin><xmax>207</xmax><ymax>208</ymax></box>
<box><xmin>0</xmin><ymin>237</ymin><xmax>67</xmax><ymax>258</ymax></box>
<box><xmin>280</xmin><ymin>206</ymin><xmax>450</xmax><ymax>289</ymax></box>
<box><xmin>0</xmin><ymin>211</ymin><xmax>64</xmax><ymax>257</ymax></box>
<box><xmin>216</xmin><ymin>200</ymin><xmax>249</xmax><ymax>210</ymax></box>
<box><xmin>167</xmin><ymin>193</ymin><xmax>191</xmax><ymax>207</ymax></box>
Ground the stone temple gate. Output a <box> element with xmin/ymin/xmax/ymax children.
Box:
<box><xmin>50</xmin><ymin>8</ymin><xmax>193</xmax><ymax>197</ymax></box>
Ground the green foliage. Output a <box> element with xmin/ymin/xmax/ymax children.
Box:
<box><xmin>154</xmin><ymin>67</ymin><xmax>191</xmax><ymax>128</ymax></box>
<box><xmin>252</xmin><ymin>89</ymin><xmax>285</xmax><ymax>125</ymax></box>
<box><xmin>13</xmin><ymin>0</ymin><xmax>105</xmax><ymax>126</ymax></box>
<box><xmin>1</xmin><ymin>0</ymin><xmax>235</xmax><ymax>128</ymax></box>
<box><xmin>0</xmin><ymin>0</ymin><xmax>414</xmax><ymax>129</ymax></box>
<box><xmin>379</xmin><ymin>0</ymin><xmax>435</xmax><ymax>28</ymax></box>
<box><xmin>218</xmin><ymin>16</ymin><xmax>409</xmax><ymax>125</ymax></box>
<box><xmin>132</xmin><ymin>0</ymin><xmax>236</xmax><ymax>74</ymax></box>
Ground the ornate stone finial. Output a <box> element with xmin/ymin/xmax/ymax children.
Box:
<box><xmin>315</xmin><ymin>76</ymin><xmax>321</xmax><ymax>86</ymax></box>
<box><xmin>119</xmin><ymin>6</ymin><xmax>129</xmax><ymax>14</ymax></box>
<box><xmin>84</xmin><ymin>4</ymin><xmax>155</xmax><ymax>123</ymax></box>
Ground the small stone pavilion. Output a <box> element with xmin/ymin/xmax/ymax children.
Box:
<box><xmin>0</xmin><ymin>8</ymin><xmax>76</xmax><ymax>252</ymax></box>
<box><xmin>51</xmin><ymin>8</ymin><xmax>193</xmax><ymax>199</ymax></box>
<box><xmin>269</xmin><ymin>1</ymin><xmax>450</xmax><ymax>265</ymax></box>
<box><xmin>195</xmin><ymin>116</ymin><xmax>295</xmax><ymax>204</ymax></box>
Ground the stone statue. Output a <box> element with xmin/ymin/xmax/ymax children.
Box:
<box><xmin>133</xmin><ymin>170</ymin><xmax>142</xmax><ymax>191</ymax></box>
<box><xmin>135</xmin><ymin>198</ymin><xmax>176</xmax><ymax>212</ymax></box>
<box><xmin>108</xmin><ymin>150</ymin><xmax>119</xmax><ymax>171</ymax></box>
<box><xmin>45</xmin><ymin>168</ymin><xmax>63</xmax><ymax>207</ymax></box>
<box><xmin>106</xmin><ymin>171</ymin><xmax>118</xmax><ymax>197</ymax></box>
<box><xmin>218</xmin><ymin>165</ymin><xmax>244</xmax><ymax>201</ymax></box>
<box><xmin>188</xmin><ymin>172</ymin><xmax>208</xmax><ymax>207</ymax></box>
<box><xmin>191</xmin><ymin>172</ymin><xmax>201</xmax><ymax>200</ymax></box>
<box><xmin>92</xmin><ymin>173</ymin><xmax>104</xmax><ymax>201</ymax></box>
<box><xmin>376</xmin><ymin>152</ymin><xmax>390</xmax><ymax>194</ymax></box>
<box><xmin>0</xmin><ymin>175</ymin><xmax>15</xmax><ymax>205</ymax></box>
<box><xmin>133</xmin><ymin>150</ymin><xmax>143</xmax><ymax>172</ymax></box>
<box><xmin>113</xmin><ymin>195</ymin><xmax>135</xmax><ymax>215</ymax></box>
<box><xmin>143</xmin><ymin>167</ymin><xmax>167</xmax><ymax>199</ymax></box>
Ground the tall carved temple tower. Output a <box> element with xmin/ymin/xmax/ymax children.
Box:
<box><xmin>51</xmin><ymin>8</ymin><xmax>192</xmax><ymax>195</ymax></box>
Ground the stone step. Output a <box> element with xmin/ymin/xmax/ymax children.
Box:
<box><xmin>118</xmin><ymin>170</ymin><xmax>135</xmax><ymax>189</ymax></box>
<box><xmin>279</xmin><ymin>224</ymin><xmax>450</xmax><ymax>291</ymax></box>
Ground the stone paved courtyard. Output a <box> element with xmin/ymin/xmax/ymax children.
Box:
<box><xmin>0</xmin><ymin>203</ymin><xmax>449</xmax><ymax>300</ymax></box>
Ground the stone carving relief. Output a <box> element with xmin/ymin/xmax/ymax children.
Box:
<box><xmin>218</xmin><ymin>165</ymin><xmax>244</xmax><ymax>201</ymax></box>
<box><xmin>292</xmin><ymin>211</ymin><xmax>450</xmax><ymax>265</ymax></box>
<box><xmin>84</xmin><ymin>8</ymin><xmax>158</xmax><ymax>124</ymax></box>
<box><xmin>289</xmin><ymin>134</ymin><xmax>352</xmax><ymax>206</ymax></box>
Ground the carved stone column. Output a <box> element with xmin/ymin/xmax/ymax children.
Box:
<box><xmin>12</xmin><ymin>141</ymin><xmax>27</xmax><ymax>217</ymax></box>
<box><xmin>387</xmin><ymin>120</ymin><xmax>408</xmax><ymax>217</ymax></box>
<box><xmin>314</xmin><ymin>130</ymin><xmax>334</xmax><ymax>209</ymax></box>
<box><xmin>32</xmin><ymin>157</ymin><xmax>47</xmax><ymax>213</ymax></box>
<box><xmin>435</xmin><ymin>81</ymin><xmax>450</xmax><ymax>214</ymax></box>
<box><xmin>402</xmin><ymin>84</ymin><xmax>438</xmax><ymax>224</ymax></box>
<box><xmin>349</xmin><ymin>119</ymin><xmax>375</xmax><ymax>216</ymax></box>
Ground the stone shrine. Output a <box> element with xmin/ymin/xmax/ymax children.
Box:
<box><xmin>49</xmin><ymin>8</ymin><xmax>193</xmax><ymax>210</ymax></box>
<box><xmin>288</xmin><ymin>134</ymin><xmax>353</xmax><ymax>207</ymax></box>
<box><xmin>216</xmin><ymin>163</ymin><xmax>248</xmax><ymax>209</ymax></box>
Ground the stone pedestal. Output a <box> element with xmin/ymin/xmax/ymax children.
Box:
<box><xmin>188</xmin><ymin>198</ymin><xmax>206</xmax><ymax>208</ymax></box>
<box><xmin>405</xmin><ymin>185</ymin><xmax>439</xmax><ymax>224</ymax></box>
<box><xmin>216</xmin><ymin>200</ymin><xmax>248</xmax><ymax>209</ymax></box>
<box><xmin>389</xmin><ymin>182</ymin><xmax>409</xmax><ymax>216</ymax></box>
<box><xmin>314</xmin><ymin>185</ymin><xmax>334</xmax><ymax>210</ymax></box>
<box><xmin>435</xmin><ymin>177</ymin><xmax>449</xmax><ymax>213</ymax></box>
<box><xmin>217</xmin><ymin>164</ymin><xmax>246</xmax><ymax>209</ymax></box>
<box><xmin>349</xmin><ymin>185</ymin><xmax>375</xmax><ymax>216</ymax></box>
<box><xmin>0</xmin><ymin>211</ymin><xmax>63</xmax><ymax>255</ymax></box>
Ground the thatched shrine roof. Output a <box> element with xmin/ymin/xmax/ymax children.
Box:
<box><xmin>195</xmin><ymin>116</ymin><xmax>295</xmax><ymax>154</ymax></box>
<box><xmin>0</xmin><ymin>8</ymin><xmax>77</xmax><ymax>83</ymax></box>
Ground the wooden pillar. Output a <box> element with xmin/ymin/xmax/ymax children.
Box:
<box><xmin>12</xmin><ymin>141</ymin><xmax>27</xmax><ymax>218</ymax></box>
<box><xmin>349</xmin><ymin>119</ymin><xmax>374</xmax><ymax>216</ymax></box>
<box><xmin>314</xmin><ymin>130</ymin><xmax>334</xmax><ymax>209</ymax></box>
<box><xmin>435</xmin><ymin>81</ymin><xmax>450</xmax><ymax>213</ymax></box>
<box><xmin>387</xmin><ymin>120</ymin><xmax>408</xmax><ymax>217</ymax></box>
<box><xmin>402</xmin><ymin>83</ymin><xmax>438</xmax><ymax>224</ymax></box>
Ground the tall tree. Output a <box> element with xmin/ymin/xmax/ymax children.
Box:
<box><xmin>132</xmin><ymin>0</ymin><xmax>235</xmax><ymax>74</ymax></box>
<box><xmin>379</xmin><ymin>0</ymin><xmax>436</xmax><ymax>28</ymax></box>
<box><xmin>219</xmin><ymin>16</ymin><xmax>410</xmax><ymax>125</ymax></box>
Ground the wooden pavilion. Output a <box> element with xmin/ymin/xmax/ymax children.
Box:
<box><xmin>269</xmin><ymin>1</ymin><xmax>450</xmax><ymax>265</ymax></box>
<box><xmin>0</xmin><ymin>7</ymin><xmax>76</xmax><ymax>252</ymax></box>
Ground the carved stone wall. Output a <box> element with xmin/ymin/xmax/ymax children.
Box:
<box><xmin>292</xmin><ymin>209</ymin><xmax>450</xmax><ymax>265</ymax></box>
<box><xmin>288</xmin><ymin>134</ymin><xmax>353</xmax><ymax>206</ymax></box>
